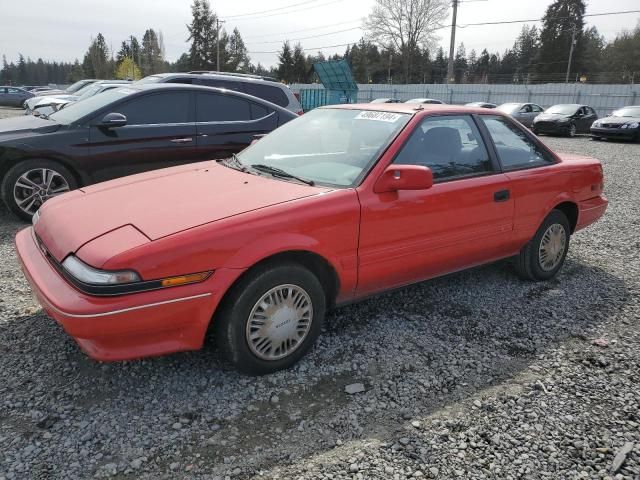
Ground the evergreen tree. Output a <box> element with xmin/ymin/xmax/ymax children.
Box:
<box><xmin>535</xmin><ymin>0</ymin><xmax>586</xmax><ymax>80</ymax></box>
<box><xmin>453</xmin><ymin>43</ymin><xmax>467</xmax><ymax>83</ymax></box>
<box><xmin>227</xmin><ymin>28</ymin><xmax>250</xmax><ymax>72</ymax></box>
<box><xmin>141</xmin><ymin>28</ymin><xmax>165</xmax><ymax>75</ymax></box>
<box><xmin>116</xmin><ymin>41</ymin><xmax>131</xmax><ymax>63</ymax></box>
<box><xmin>82</xmin><ymin>33</ymin><xmax>110</xmax><ymax>78</ymax></box>
<box><xmin>277</xmin><ymin>41</ymin><xmax>294</xmax><ymax>83</ymax></box>
<box><xmin>291</xmin><ymin>43</ymin><xmax>307</xmax><ymax>83</ymax></box>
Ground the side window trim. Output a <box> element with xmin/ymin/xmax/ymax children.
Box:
<box><xmin>478</xmin><ymin>113</ymin><xmax>558</xmax><ymax>172</ymax></box>
<box><xmin>391</xmin><ymin>113</ymin><xmax>499</xmax><ymax>184</ymax></box>
<box><xmin>195</xmin><ymin>111</ymin><xmax>276</xmax><ymax>125</ymax></box>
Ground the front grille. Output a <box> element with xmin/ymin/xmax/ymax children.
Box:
<box><xmin>601</xmin><ymin>123</ymin><xmax>621</xmax><ymax>129</ymax></box>
<box><xmin>536</xmin><ymin>121</ymin><xmax>557</xmax><ymax>129</ymax></box>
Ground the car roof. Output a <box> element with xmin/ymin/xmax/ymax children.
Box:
<box><xmin>322</xmin><ymin>102</ymin><xmax>497</xmax><ymax>116</ymax></box>
<box><xmin>141</xmin><ymin>72</ymin><xmax>285</xmax><ymax>87</ymax></box>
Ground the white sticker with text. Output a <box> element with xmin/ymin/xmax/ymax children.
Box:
<box><xmin>354</xmin><ymin>111</ymin><xmax>403</xmax><ymax>122</ymax></box>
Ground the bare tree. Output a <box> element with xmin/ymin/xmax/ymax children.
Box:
<box><xmin>364</xmin><ymin>0</ymin><xmax>449</xmax><ymax>82</ymax></box>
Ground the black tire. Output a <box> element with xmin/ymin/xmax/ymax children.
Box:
<box><xmin>568</xmin><ymin>123</ymin><xmax>577</xmax><ymax>137</ymax></box>
<box><xmin>1</xmin><ymin>159</ymin><xmax>78</xmax><ymax>221</ymax></box>
<box><xmin>591</xmin><ymin>136</ymin><xmax>601</xmax><ymax>141</ymax></box>
<box><xmin>215</xmin><ymin>262</ymin><xmax>326</xmax><ymax>375</ymax></box>
<box><xmin>514</xmin><ymin>210</ymin><xmax>570</xmax><ymax>281</ymax></box>
<box><xmin>532</xmin><ymin>127</ymin><xmax>540</xmax><ymax>136</ymax></box>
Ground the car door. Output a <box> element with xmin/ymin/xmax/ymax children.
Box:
<box><xmin>529</xmin><ymin>104</ymin><xmax>544</xmax><ymax>125</ymax></box>
<box><xmin>86</xmin><ymin>90</ymin><xmax>198</xmax><ymax>183</ymax></box>
<box><xmin>356</xmin><ymin>114</ymin><xmax>514</xmax><ymax>296</ymax></box>
<box><xmin>580</xmin><ymin>107</ymin><xmax>597</xmax><ymax>132</ymax></box>
<box><xmin>520</xmin><ymin>104</ymin><xmax>536</xmax><ymax>127</ymax></box>
<box><xmin>7</xmin><ymin>87</ymin><xmax>27</xmax><ymax>107</ymax></box>
<box><xmin>194</xmin><ymin>91</ymin><xmax>278</xmax><ymax>160</ymax></box>
<box><xmin>478</xmin><ymin>114</ymin><xmax>563</xmax><ymax>247</ymax></box>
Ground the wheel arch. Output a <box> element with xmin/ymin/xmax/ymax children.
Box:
<box><xmin>0</xmin><ymin>155</ymin><xmax>86</xmax><ymax>189</ymax></box>
<box><xmin>218</xmin><ymin>249</ymin><xmax>341</xmax><ymax>311</ymax></box>
<box><xmin>553</xmin><ymin>201</ymin><xmax>579</xmax><ymax>233</ymax></box>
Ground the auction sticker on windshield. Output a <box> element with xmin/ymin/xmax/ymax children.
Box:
<box><xmin>354</xmin><ymin>111</ymin><xmax>404</xmax><ymax>122</ymax></box>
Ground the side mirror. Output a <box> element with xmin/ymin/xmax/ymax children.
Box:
<box><xmin>98</xmin><ymin>112</ymin><xmax>127</xmax><ymax>128</ymax></box>
<box><xmin>374</xmin><ymin>165</ymin><xmax>433</xmax><ymax>194</ymax></box>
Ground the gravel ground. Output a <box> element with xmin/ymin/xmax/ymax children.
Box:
<box><xmin>0</xmin><ymin>105</ymin><xmax>638</xmax><ymax>479</ymax></box>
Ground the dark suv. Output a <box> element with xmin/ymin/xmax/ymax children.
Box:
<box><xmin>137</xmin><ymin>71</ymin><xmax>303</xmax><ymax>115</ymax></box>
<box><xmin>0</xmin><ymin>84</ymin><xmax>297</xmax><ymax>220</ymax></box>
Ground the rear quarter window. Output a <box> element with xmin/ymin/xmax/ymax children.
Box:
<box><xmin>244</xmin><ymin>83</ymin><xmax>289</xmax><ymax>107</ymax></box>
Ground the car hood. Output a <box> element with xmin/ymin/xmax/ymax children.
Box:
<box><xmin>597</xmin><ymin>116</ymin><xmax>640</xmax><ymax>125</ymax></box>
<box><xmin>0</xmin><ymin>115</ymin><xmax>61</xmax><ymax>138</ymax></box>
<box><xmin>535</xmin><ymin>113</ymin><xmax>571</xmax><ymax>121</ymax></box>
<box><xmin>35</xmin><ymin>162</ymin><xmax>332</xmax><ymax>262</ymax></box>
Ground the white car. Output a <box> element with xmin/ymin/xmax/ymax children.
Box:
<box><xmin>25</xmin><ymin>81</ymin><xmax>131</xmax><ymax>115</ymax></box>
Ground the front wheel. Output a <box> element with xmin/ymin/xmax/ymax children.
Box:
<box><xmin>215</xmin><ymin>263</ymin><xmax>326</xmax><ymax>374</ymax></box>
<box><xmin>514</xmin><ymin>210</ymin><xmax>570</xmax><ymax>281</ymax></box>
<box><xmin>532</xmin><ymin>127</ymin><xmax>540</xmax><ymax>136</ymax></box>
<box><xmin>1</xmin><ymin>159</ymin><xmax>77</xmax><ymax>221</ymax></box>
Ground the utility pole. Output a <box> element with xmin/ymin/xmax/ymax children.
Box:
<box><xmin>446</xmin><ymin>0</ymin><xmax>458</xmax><ymax>84</ymax></box>
<box><xmin>565</xmin><ymin>24</ymin><xmax>577</xmax><ymax>83</ymax></box>
<box><xmin>216</xmin><ymin>18</ymin><xmax>226</xmax><ymax>71</ymax></box>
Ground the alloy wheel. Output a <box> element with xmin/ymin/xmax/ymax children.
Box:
<box><xmin>569</xmin><ymin>123</ymin><xmax>577</xmax><ymax>137</ymax></box>
<box><xmin>538</xmin><ymin>223</ymin><xmax>566</xmax><ymax>271</ymax></box>
<box><xmin>13</xmin><ymin>168</ymin><xmax>70</xmax><ymax>216</ymax></box>
<box><xmin>245</xmin><ymin>284</ymin><xmax>313</xmax><ymax>361</ymax></box>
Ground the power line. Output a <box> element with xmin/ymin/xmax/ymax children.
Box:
<box><xmin>223</xmin><ymin>0</ymin><xmax>326</xmax><ymax>19</ymax></box>
<box><xmin>456</xmin><ymin>9</ymin><xmax>640</xmax><ymax>28</ymax></box>
<box><xmin>247</xmin><ymin>42</ymin><xmax>354</xmax><ymax>54</ymax></box>
<box><xmin>226</xmin><ymin>0</ymin><xmax>345</xmax><ymax>22</ymax></box>
<box><xmin>245</xmin><ymin>26</ymin><xmax>362</xmax><ymax>45</ymax></box>
<box><xmin>243</xmin><ymin>19</ymin><xmax>362</xmax><ymax>40</ymax></box>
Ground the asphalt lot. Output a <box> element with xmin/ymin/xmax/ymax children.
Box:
<box><xmin>0</xmin><ymin>105</ymin><xmax>638</xmax><ymax>479</ymax></box>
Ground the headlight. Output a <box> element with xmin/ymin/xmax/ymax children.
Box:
<box><xmin>62</xmin><ymin>255</ymin><xmax>140</xmax><ymax>285</ymax></box>
<box><xmin>60</xmin><ymin>255</ymin><xmax>212</xmax><ymax>295</ymax></box>
<box><xmin>593</xmin><ymin>121</ymin><xmax>601</xmax><ymax>127</ymax></box>
<box><xmin>627</xmin><ymin>122</ymin><xmax>639</xmax><ymax>129</ymax></box>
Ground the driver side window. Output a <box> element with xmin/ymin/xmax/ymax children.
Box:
<box><xmin>393</xmin><ymin>115</ymin><xmax>492</xmax><ymax>181</ymax></box>
<box><xmin>481</xmin><ymin>115</ymin><xmax>553</xmax><ymax>171</ymax></box>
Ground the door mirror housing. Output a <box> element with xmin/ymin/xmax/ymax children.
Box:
<box><xmin>98</xmin><ymin>112</ymin><xmax>127</xmax><ymax>128</ymax></box>
<box><xmin>374</xmin><ymin>165</ymin><xmax>433</xmax><ymax>194</ymax></box>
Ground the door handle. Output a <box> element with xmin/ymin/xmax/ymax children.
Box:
<box><xmin>494</xmin><ymin>189</ymin><xmax>510</xmax><ymax>202</ymax></box>
<box><xmin>170</xmin><ymin>137</ymin><xmax>193</xmax><ymax>144</ymax></box>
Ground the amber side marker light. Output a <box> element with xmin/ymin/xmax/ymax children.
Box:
<box><xmin>161</xmin><ymin>272</ymin><xmax>212</xmax><ymax>288</ymax></box>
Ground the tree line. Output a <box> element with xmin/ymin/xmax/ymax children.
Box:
<box><xmin>1</xmin><ymin>0</ymin><xmax>638</xmax><ymax>86</ymax></box>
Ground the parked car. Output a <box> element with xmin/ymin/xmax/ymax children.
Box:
<box><xmin>370</xmin><ymin>98</ymin><xmax>401</xmax><ymax>103</ymax></box>
<box><xmin>591</xmin><ymin>106</ymin><xmax>640</xmax><ymax>142</ymax></box>
<box><xmin>0</xmin><ymin>86</ymin><xmax>34</xmax><ymax>107</ymax></box>
<box><xmin>532</xmin><ymin>104</ymin><xmax>598</xmax><ymax>137</ymax></box>
<box><xmin>136</xmin><ymin>72</ymin><xmax>303</xmax><ymax>115</ymax></box>
<box><xmin>20</xmin><ymin>85</ymin><xmax>48</xmax><ymax>92</ymax></box>
<box><xmin>495</xmin><ymin>102</ymin><xmax>544</xmax><ymax>127</ymax></box>
<box><xmin>25</xmin><ymin>80</ymin><xmax>132</xmax><ymax>115</ymax></box>
<box><xmin>405</xmin><ymin>98</ymin><xmax>445</xmax><ymax>104</ymax></box>
<box><xmin>31</xmin><ymin>79</ymin><xmax>99</xmax><ymax>98</ymax></box>
<box><xmin>0</xmin><ymin>83</ymin><xmax>297</xmax><ymax>220</ymax></box>
<box><xmin>15</xmin><ymin>103</ymin><xmax>607</xmax><ymax>373</ymax></box>
<box><xmin>465</xmin><ymin>102</ymin><xmax>497</xmax><ymax>109</ymax></box>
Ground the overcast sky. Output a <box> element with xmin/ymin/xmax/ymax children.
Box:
<box><xmin>1</xmin><ymin>0</ymin><xmax>638</xmax><ymax>68</ymax></box>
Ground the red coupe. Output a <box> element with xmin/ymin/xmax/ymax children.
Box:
<box><xmin>15</xmin><ymin>104</ymin><xmax>607</xmax><ymax>374</ymax></box>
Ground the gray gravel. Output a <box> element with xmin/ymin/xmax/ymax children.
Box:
<box><xmin>0</xmin><ymin>105</ymin><xmax>638</xmax><ymax>479</ymax></box>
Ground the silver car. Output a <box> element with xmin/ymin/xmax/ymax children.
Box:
<box><xmin>496</xmin><ymin>102</ymin><xmax>544</xmax><ymax>127</ymax></box>
<box><xmin>0</xmin><ymin>86</ymin><xmax>34</xmax><ymax>107</ymax></box>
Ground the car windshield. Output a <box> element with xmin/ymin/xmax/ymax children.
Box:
<box><xmin>135</xmin><ymin>75</ymin><xmax>164</xmax><ymax>84</ymax></box>
<box><xmin>546</xmin><ymin>104</ymin><xmax>579</xmax><ymax>115</ymax></box>
<box><xmin>49</xmin><ymin>87</ymin><xmax>138</xmax><ymax>125</ymax></box>
<box><xmin>65</xmin><ymin>80</ymin><xmax>92</xmax><ymax>93</ymax></box>
<box><xmin>611</xmin><ymin>107</ymin><xmax>640</xmax><ymax>117</ymax></box>
<box><xmin>236</xmin><ymin>108</ymin><xmax>411</xmax><ymax>187</ymax></box>
<box><xmin>496</xmin><ymin>103</ymin><xmax>522</xmax><ymax>113</ymax></box>
<box><xmin>75</xmin><ymin>84</ymin><xmax>104</xmax><ymax>101</ymax></box>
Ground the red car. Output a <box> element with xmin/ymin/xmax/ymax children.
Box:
<box><xmin>15</xmin><ymin>104</ymin><xmax>607</xmax><ymax>374</ymax></box>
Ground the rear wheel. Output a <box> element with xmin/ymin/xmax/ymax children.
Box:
<box><xmin>1</xmin><ymin>159</ymin><xmax>77</xmax><ymax>221</ymax></box>
<box><xmin>568</xmin><ymin>123</ymin><xmax>577</xmax><ymax>137</ymax></box>
<box><xmin>215</xmin><ymin>262</ymin><xmax>326</xmax><ymax>374</ymax></box>
<box><xmin>591</xmin><ymin>136</ymin><xmax>601</xmax><ymax>141</ymax></box>
<box><xmin>514</xmin><ymin>210</ymin><xmax>570</xmax><ymax>281</ymax></box>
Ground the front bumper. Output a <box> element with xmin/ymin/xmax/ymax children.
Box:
<box><xmin>576</xmin><ymin>195</ymin><xmax>608</xmax><ymax>232</ymax></box>
<box><xmin>533</xmin><ymin>122</ymin><xmax>571</xmax><ymax>135</ymax></box>
<box><xmin>590</xmin><ymin>127</ymin><xmax>638</xmax><ymax>140</ymax></box>
<box><xmin>15</xmin><ymin>227</ymin><xmax>245</xmax><ymax>361</ymax></box>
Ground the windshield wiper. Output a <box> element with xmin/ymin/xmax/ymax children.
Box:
<box><xmin>218</xmin><ymin>153</ymin><xmax>248</xmax><ymax>172</ymax></box>
<box><xmin>250</xmin><ymin>164</ymin><xmax>315</xmax><ymax>186</ymax></box>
